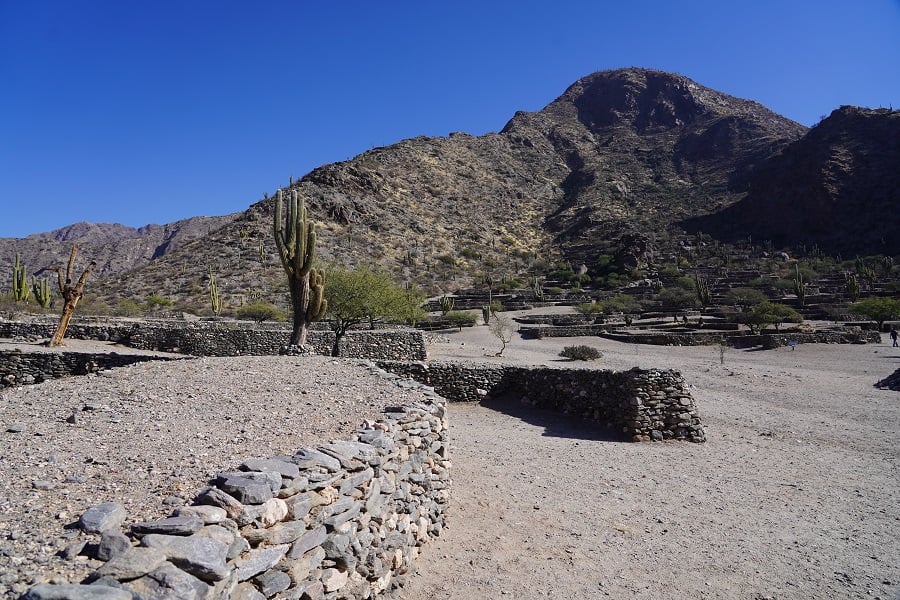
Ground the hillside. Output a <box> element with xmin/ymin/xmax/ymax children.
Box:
<box><xmin>682</xmin><ymin>106</ymin><xmax>900</xmax><ymax>256</ymax></box>
<box><xmin>2</xmin><ymin>67</ymin><xmax>896</xmax><ymax>314</ymax></box>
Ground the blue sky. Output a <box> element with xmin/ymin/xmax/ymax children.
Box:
<box><xmin>1</xmin><ymin>1</ymin><xmax>898</xmax><ymax>238</ymax></box>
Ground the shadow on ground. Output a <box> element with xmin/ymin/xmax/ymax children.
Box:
<box><xmin>478</xmin><ymin>395</ymin><xmax>628</xmax><ymax>442</ymax></box>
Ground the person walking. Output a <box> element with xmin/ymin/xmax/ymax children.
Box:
<box><xmin>891</xmin><ymin>326</ymin><xmax>899</xmax><ymax>347</ymax></box>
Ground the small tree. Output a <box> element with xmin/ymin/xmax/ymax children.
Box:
<box><xmin>42</xmin><ymin>245</ymin><xmax>96</xmax><ymax>347</ymax></box>
<box><xmin>237</xmin><ymin>302</ymin><xmax>286</xmax><ymax>322</ymax></box>
<box><xmin>850</xmin><ymin>297</ymin><xmax>900</xmax><ymax>331</ymax></box>
<box><xmin>725</xmin><ymin>287</ymin><xmax>767</xmax><ymax>312</ymax></box>
<box><xmin>324</xmin><ymin>265</ymin><xmax>425</xmax><ymax>356</ymax></box>
<box><xmin>488</xmin><ymin>312</ymin><xmax>515</xmax><ymax>356</ymax></box>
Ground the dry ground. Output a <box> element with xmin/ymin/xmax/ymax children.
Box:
<box><xmin>396</xmin><ymin>313</ymin><xmax>900</xmax><ymax>600</ymax></box>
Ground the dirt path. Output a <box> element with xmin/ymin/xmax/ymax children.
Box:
<box><xmin>397</xmin><ymin>318</ymin><xmax>900</xmax><ymax>599</ymax></box>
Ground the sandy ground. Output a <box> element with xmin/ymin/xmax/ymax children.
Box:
<box><xmin>2</xmin><ymin>313</ymin><xmax>899</xmax><ymax>599</ymax></box>
<box><xmin>396</xmin><ymin>311</ymin><xmax>900</xmax><ymax>600</ymax></box>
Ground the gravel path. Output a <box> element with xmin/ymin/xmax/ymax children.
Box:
<box><xmin>0</xmin><ymin>353</ymin><xmax>423</xmax><ymax>598</ymax></box>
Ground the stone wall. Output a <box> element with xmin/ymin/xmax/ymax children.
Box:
<box><xmin>24</xmin><ymin>367</ymin><xmax>450</xmax><ymax>600</ymax></box>
<box><xmin>525</xmin><ymin>327</ymin><xmax>881</xmax><ymax>347</ymax></box>
<box><xmin>0</xmin><ymin>350</ymin><xmax>180</xmax><ymax>387</ymax></box>
<box><xmin>377</xmin><ymin>361</ymin><xmax>705</xmax><ymax>443</ymax></box>
<box><xmin>0</xmin><ymin>319</ymin><xmax>426</xmax><ymax>361</ymax></box>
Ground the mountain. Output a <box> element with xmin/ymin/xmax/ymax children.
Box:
<box><xmin>3</xmin><ymin>68</ymin><xmax>895</xmax><ymax>313</ymax></box>
<box><xmin>682</xmin><ymin>106</ymin><xmax>900</xmax><ymax>256</ymax></box>
<box><xmin>0</xmin><ymin>215</ymin><xmax>238</xmax><ymax>291</ymax></box>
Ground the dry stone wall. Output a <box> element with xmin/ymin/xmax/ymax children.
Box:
<box><xmin>0</xmin><ymin>319</ymin><xmax>426</xmax><ymax>360</ymax></box>
<box><xmin>0</xmin><ymin>351</ymin><xmax>179</xmax><ymax>387</ymax></box>
<box><xmin>377</xmin><ymin>361</ymin><xmax>705</xmax><ymax>442</ymax></box>
<box><xmin>23</xmin><ymin>364</ymin><xmax>450</xmax><ymax>600</ymax></box>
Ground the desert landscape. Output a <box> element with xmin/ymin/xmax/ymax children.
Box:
<box><xmin>1</xmin><ymin>308</ymin><xmax>898</xmax><ymax>599</ymax></box>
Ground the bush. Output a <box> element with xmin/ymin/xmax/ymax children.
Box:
<box><xmin>559</xmin><ymin>345</ymin><xmax>602</xmax><ymax>361</ymax></box>
<box><xmin>444</xmin><ymin>310</ymin><xmax>478</xmax><ymax>330</ymax></box>
<box><xmin>237</xmin><ymin>302</ymin><xmax>287</xmax><ymax>322</ymax></box>
<box><xmin>575</xmin><ymin>302</ymin><xmax>605</xmax><ymax>315</ymax></box>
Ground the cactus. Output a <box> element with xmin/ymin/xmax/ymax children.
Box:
<box><xmin>694</xmin><ymin>276</ymin><xmax>711</xmax><ymax>307</ymax></box>
<box><xmin>530</xmin><ymin>276</ymin><xmax>545</xmax><ymax>302</ymax></box>
<box><xmin>793</xmin><ymin>263</ymin><xmax>806</xmax><ymax>307</ymax></box>
<box><xmin>32</xmin><ymin>276</ymin><xmax>52</xmax><ymax>308</ymax></box>
<box><xmin>274</xmin><ymin>189</ymin><xmax>326</xmax><ymax>346</ymax></box>
<box><xmin>12</xmin><ymin>254</ymin><xmax>32</xmax><ymax>303</ymax></box>
<box><xmin>209</xmin><ymin>269</ymin><xmax>221</xmax><ymax>316</ymax></box>
<box><xmin>844</xmin><ymin>272</ymin><xmax>860</xmax><ymax>302</ymax></box>
<box><xmin>438</xmin><ymin>295</ymin><xmax>454</xmax><ymax>316</ymax></box>
<box><xmin>481</xmin><ymin>305</ymin><xmax>491</xmax><ymax>325</ymax></box>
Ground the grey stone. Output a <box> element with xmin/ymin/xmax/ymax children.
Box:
<box><xmin>22</xmin><ymin>583</ymin><xmax>132</xmax><ymax>599</ymax></box>
<box><xmin>254</xmin><ymin>570</ymin><xmax>291</xmax><ymax>597</ymax></box>
<box><xmin>338</xmin><ymin>467</ymin><xmax>374</xmax><ymax>495</ymax></box>
<box><xmin>60</xmin><ymin>540</ymin><xmax>88</xmax><ymax>560</ymax></box>
<box><xmin>217</xmin><ymin>476</ymin><xmax>273</xmax><ymax>504</ymax></box>
<box><xmin>287</xmin><ymin>525</ymin><xmax>327</xmax><ymax>559</ymax></box>
<box><xmin>218</xmin><ymin>470</ymin><xmax>282</xmax><ymax>493</ymax></box>
<box><xmin>79</xmin><ymin>503</ymin><xmax>127</xmax><ymax>533</ymax></box>
<box><xmin>240</xmin><ymin>457</ymin><xmax>301</xmax><ymax>479</ymax></box>
<box><xmin>233</xmin><ymin>544</ymin><xmax>289</xmax><ymax>582</ymax></box>
<box><xmin>266</xmin><ymin>520</ymin><xmax>308</xmax><ymax>545</ymax></box>
<box><xmin>292</xmin><ymin>449</ymin><xmax>341</xmax><ymax>472</ymax></box>
<box><xmin>97</xmin><ymin>530</ymin><xmax>132</xmax><ymax>561</ymax></box>
<box><xmin>323</xmin><ymin>503</ymin><xmax>361</xmax><ymax>529</ymax></box>
<box><xmin>132</xmin><ymin>515</ymin><xmax>204</xmax><ymax>536</ymax></box>
<box><xmin>124</xmin><ymin>563</ymin><xmax>212</xmax><ymax>600</ymax></box>
<box><xmin>231</xmin><ymin>582</ymin><xmax>265</xmax><ymax>600</ymax></box>
<box><xmin>6</xmin><ymin>423</ymin><xmax>26</xmax><ymax>433</ymax></box>
<box><xmin>174</xmin><ymin>505</ymin><xmax>228</xmax><ymax>524</ymax></box>
<box><xmin>96</xmin><ymin>547</ymin><xmax>167</xmax><ymax>580</ymax></box>
<box><xmin>194</xmin><ymin>486</ymin><xmax>244</xmax><ymax>520</ymax></box>
<box><xmin>140</xmin><ymin>533</ymin><xmax>230</xmax><ymax>582</ymax></box>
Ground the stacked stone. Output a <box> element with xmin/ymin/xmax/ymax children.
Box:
<box><xmin>378</xmin><ymin>361</ymin><xmax>707</xmax><ymax>443</ymax></box>
<box><xmin>23</xmin><ymin>384</ymin><xmax>450</xmax><ymax>599</ymax></box>
<box><xmin>0</xmin><ymin>351</ymin><xmax>171</xmax><ymax>387</ymax></box>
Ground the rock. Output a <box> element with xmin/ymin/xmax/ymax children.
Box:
<box><xmin>241</xmin><ymin>457</ymin><xmax>301</xmax><ymax>479</ymax></box>
<box><xmin>194</xmin><ymin>486</ymin><xmax>244</xmax><ymax>520</ymax></box>
<box><xmin>254</xmin><ymin>569</ymin><xmax>291</xmax><ymax>596</ymax></box>
<box><xmin>217</xmin><ymin>475</ymin><xmax>273</xmax><ymax>504</ymax></box>
<box><xmin>6</xmin><ymin>423</ymin><xmax>26</xmax><ymax>433</ymax></box>
<box><xmin>287</xmin><ymin>525</ymin><xmax>327</xmax><ymax>559</ymax></box>
<box><xmin>257</xmin><ymin>498</ymin><xmax>288</xmax><ymax>527</ymax></box>
<box><xmin>124</xmin><ymin>563</ymin><xmax>212</xmax><ymax>600</ymax></box>
<box><xmin>292</xmin><ymin>449</ymin><xmax>341</xmax><ymax>472</ymax></box>
<box><xmin>321</xmin><ymin>568</ymin><xmax>348</xmax><ymax>592</ymax></box>
<box><xmin>140</xmin><ymin>533</ymin><xmax>230</xmax><ymax>582</ymax></box>
<box><xmin>231</xmin><ymin>582</ymin><xmax>265</xmax><ymax>600</ymax></box>
<box><xmin>233</xmin><ymin>544</ymin><xmax>289</xmax><ymax>582</ymax></box>
<box><xmin>266</xmin><ymin>520</ymin><xmax>309</xmax><ymax>546</ymax></box>
<box><xmin>60</xmin><ymin>540</ymin><xmax>88</xmax><ymax>561</ymax></box>
<box><xmin>174</xmin><ymin>505</ymin><xmax>228</xmax><ymax>524</ymax></box>
<box><xmin>97</xmin><ymin>530</ymin><xmax>132</xmax><ymax>561</ymax></box>
<box><xmin>131</xmin><ymin>515</ymin><xmax>204</xmax><ymax>536</ymax></box>
<box><xmin>21</xmin><ymin>583</ymin><xmax>132</xmax><ymax>599</ymax></box>
<box><xmin>96</xmin><ymin>547</ymin><xmax>167</xmax><ymax>580</ymax></box>
<box><xmin>79</xmin><ymin>503</ymin><xmax>127</xmax><ymax>533</ymax></box>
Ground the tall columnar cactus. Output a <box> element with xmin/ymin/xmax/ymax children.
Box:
<box><xmin>844</xmin><ymin>272</ymin><xmax>861</xmax><ymax>302</ymax></box>
<box><xmin>12</xmin><ymin>254</ymin><xmax>32</xmax><ymax>303</ymax></box>
<box><xmin>793</xmin><ymin>263</ymin><xmax>806</xmax><ymax>307</ymax></box>
<box><xmin>274</xmin><ymin>189</ymin><xmax>326</xmax><ymax>346</ymax></box>
<box><xmin>530</xmin><ymin>276</ymin><xmax>545</xmax><ymax>302</ymax></box>
<box><xmin>32</xmin><ymin>276</ymin><xmax>52</xmax><ymax>308</ymax></box>
<box><xmin>438</xmin><ymin>295</ymin><xmax>454</xmax><ymax>316</ymax></box>
<box><xmin>694</xmin><ymin>276</ymin><xmax>711</xmax><ymax>307</ymax></box>
<box><xmin>209</xmin><ymin>269</ymin><xmax>221</xmax><ymax>316</ymax></box>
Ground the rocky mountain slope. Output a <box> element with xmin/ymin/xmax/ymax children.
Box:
<box><xmin>682</xmin><ymin>106</ymin><xmax>900</xmax><ymax>256</ymax></box>
<box><xmin>2</xmin><ymin>68</ymin><xmax>896</xmax><ymax>312</ymax></box>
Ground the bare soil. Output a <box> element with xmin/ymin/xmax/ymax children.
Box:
<box><xmin>1</xmin><ymin>313</ymin><xmax>899</xmax><ymax>600</ymax></box>
<box><xmin>398</xmin><ymin>314</ymin><xmax>900</xmax><ymax>600</ymax></box>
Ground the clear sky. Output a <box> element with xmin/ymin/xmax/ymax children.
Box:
<box><xmin>1</xmin><ymin>0</ymin><xmax>898</xmax><ymax>238</ymax></box>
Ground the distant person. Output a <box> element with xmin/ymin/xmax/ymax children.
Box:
<box><xmin>891</xmin><ymin>327</ymin><xmax>899</xmax><ymax>347</ymax></box>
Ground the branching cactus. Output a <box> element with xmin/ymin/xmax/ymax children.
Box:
<box><xmin>12</xmin><ymin>254</ymin><xmax>32</xmax><ymax>303</ymax></box>
<box><xmin>274</xmin><ymin>189</ymin><xmax>326</xmax><ymax>346</ymax></box>
<box><xmin>438</xmin><ymin>295</ymin><xmax>454</xmax><ymax>316</ymax></box>
<box><xmin>32</xmin><ymin>276</ymin><xmax>52</xmax><ymax>308</ymax></box>
<box><xmin>694</xmin><ymin>276</ymin><xmax>711</xmax><ymax>307</ymax></box>
<box><xmin>844</xmin><ymin>272</ymin><xmax>860</xmax><ymax>302</ymax></box>
<box><xmin>45</xmin><ymin>245</ymin><xmax>96</xmax><ymax>347</ymax></box>
<box><xmin>793</xmin><ymin>263</ymin><xmax>806</xmax><ymax>307</ymax></box>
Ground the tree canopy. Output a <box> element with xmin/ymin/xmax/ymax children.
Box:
<box><xmin>324</xmin><ymin>265</ymin><xmax>425</xmax><ymax>356</ymax></box>
<box><xmin>850</xmin><ymin>297</ymin><xmax>900</xmax><ymax>331</ymax></box>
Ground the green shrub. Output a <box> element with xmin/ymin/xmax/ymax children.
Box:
<box><xmin>237</xmin><ymin>302</ymin><xmax>287</xmax><ymax>322</ymax></box>
<box><xmin>575</xmin><ymin>302</ymin><xmax>604</xmax><ymax>315</ymax></box>
<box><xmin>559</xmin><ymin>345</ymin><xmax>602</xmax><ymax>361</ymax></box>
<box><xmin>444</xmin><ymin>310</ymin><xmax>478</xmax><ymax>330</ymax></box>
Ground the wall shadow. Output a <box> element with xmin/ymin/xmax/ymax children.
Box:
<box><xmin>479</xmin><ymin>395</ymin><xmax>628</xmax><ymax>442</ymax></box>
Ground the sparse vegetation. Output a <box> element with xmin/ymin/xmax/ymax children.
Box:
<box><xmin>849</xmin><ymin>297</ymin><xmax>900</xmax><ymax>331</ymax></box>
<box><xmin>236</xmin><ymin>302</ymin><xmax>286</xmax><ymax>322</ymax></box>
<box><xmin>444</xmin><ymin>310</ymin><xmax>478</xmax><ymax>331</ymax></box>
<box><xmin>559</xmin><ymin>345</ymin><xmax>602</xmax><ymax>361</ymax></box>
